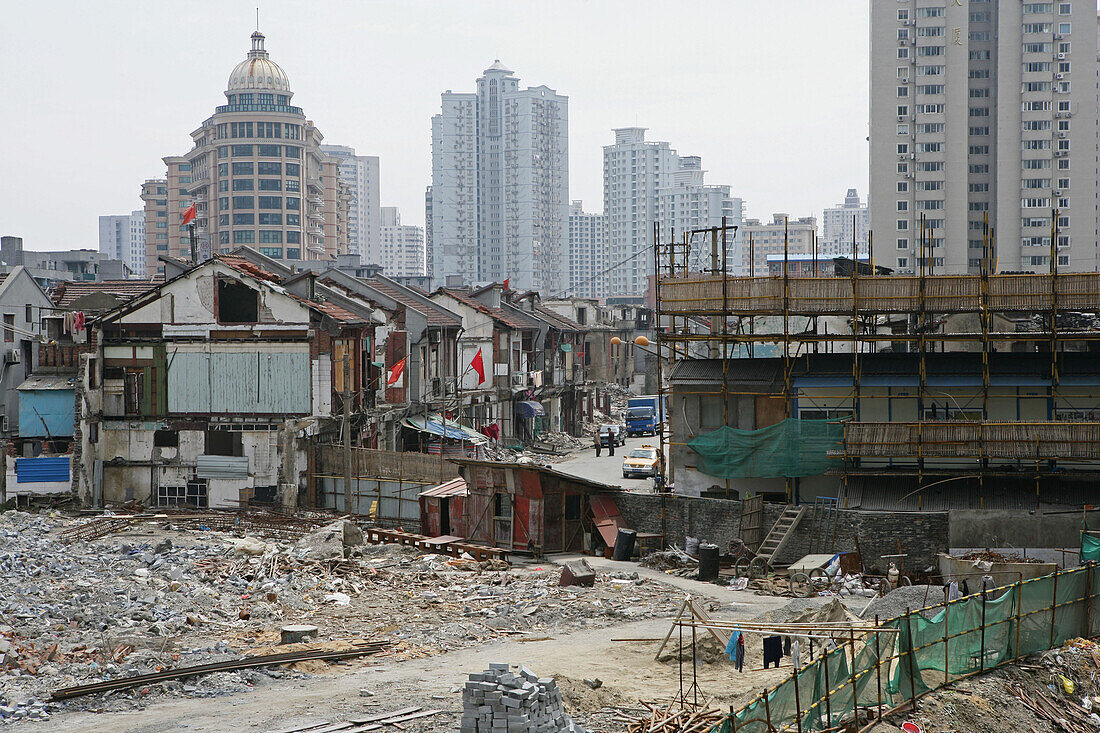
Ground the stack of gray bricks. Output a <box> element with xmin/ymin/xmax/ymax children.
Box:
<box><xmin>458</xmin><ymin>663</ymin><xmax>587</xmax><ymax>733</ymax></box>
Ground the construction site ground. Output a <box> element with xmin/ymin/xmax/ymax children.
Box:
<box><xmin>4</xmin><ymin>508</ymin><xmax>1095</xmax><ymax>732</ymax></box>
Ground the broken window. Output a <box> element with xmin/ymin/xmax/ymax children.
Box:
<box><xmin>216</xmin><ymin>279</ymin><xmax>258</xmax><ymax>323</ymax></box>
<box><xmin>204</xmin><ymin>429</ymin><xmax>242</xmax><ymax>456</ymax></box>
<box><xmin>123</xmin><ymin>368</ymin><xmax>144</xmax><ymax>416</ymax></box>
<box><xmin>154</xmin><ymin>430</ymin><xmax>179</xmax><ymax>447</ymax></box>
<box><xmin>563</xmin><ymin>494</ymin><xmax>582</xmax><ymax>521</ymax></box>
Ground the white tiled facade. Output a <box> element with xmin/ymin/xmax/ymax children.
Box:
<box><xmin>379</xmin><ymin>206</ymin><xmax>426</xmax><ymax>278</ymax></box>
<box><xmin>430</xmin><ymin>61</ymin><xmax>569</xmax><ymax>293</ymax></box>
<box><xmin>654</xmin><ymin>156</ymin><xmax>744</xmax><ymax>274</ymax></box>
<box><xmin>821</xmin><ymin>189</ymin><xmax>869</xmax><ymax>259</ymax></box>
<box><xmin>320</xmin><ymin>145</ymin><xmax>380</xmax><ymax>264</ymax></box>
<box><xmin>603</xmin><ymin>128</ymin><xmax>679</xmax><ymax>295</ymax></box>
<box><xmin>424</xmin><ymin>185</ymin><xmax>433</xmax><ymax>285</ymax></box>
<box><xmin>870</xmin><ymin>0</ymin><xmax>1099</xmax><ymax>274</ymax></box>
<box><xmin>98</xmin><ymin>210</ymin><xmax>147</xmax><ymax>277</ymax></box>
<box><xmin>567</xmin><ymin>200</ymin><xmax>607</xmax><ymax>299</ymax></box>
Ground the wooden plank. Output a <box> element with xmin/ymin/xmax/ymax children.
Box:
<box><xmin>377</xmin><ymin>709</ymin><xmax>442</xmax><ymax>725</ymax></box>
<box><xmin>263</xmin><ymin>721</ymin><xmax>332</xmax><ymax>733</ymax></box>
<box><xmin>348</xmin><ymin>707</ymin><xmax>421</xmax><ymax>725</ymax></box>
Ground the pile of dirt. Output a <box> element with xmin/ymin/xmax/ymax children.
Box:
<box><xmin>757</xmin><ymin>597</ymin><xmax>859</xmax><ymax>626</ymax></box>
<box><xmin>552</xmin><ymin>674</ymin><xmax>632</xmax><ymax>713</ymax></box>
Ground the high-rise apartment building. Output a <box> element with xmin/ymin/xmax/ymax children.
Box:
<box><xmin>870</xmin><ymin>1</ymin><xmax>1098</xmax><ymax>274</ymax></box>
<box><xmin>430</xmin><ymin>61</ymin><xmax>569</xmax><ymax>293</ymax></box>
<box><xmin>567</xmin><ymin>200</ymin><xmax>607</xmax><ymax>299</ymax></box>
<box><xmin>99</xmin><ymin>211</ymin><xmax>148</xmax><ymax>277</ymax></box>
<box><xmin>140</xmin><ymin>179</ymin><xmax>168</xmax><ymax>273</ymax></box>
<box><xmin>379</xmin><ymin>206</ymin><xmax>426</xmax><ymax>278</ymax></box>
<box><xmin>741</xmin><ymin>215</ymin><xmax>818</xmax><ymax>276</ymax></box>
<box><xmin>320</xmin><ymin>145</ymin><xmax>380</xmax><ymax>263</ymax></box>
<box><xmin>149</xmin><ymin>31</ymin><xmax>348</xmax><ymax>274</ymax></box>
<box><xmin>424</xmin><ymin>185</ymin><xmax>434</xmax><ymax>284</ymax></box>
<box><xmin>821</xmin><ymin>188</ymin><xmax>869</xmax><ymax>258</ymax></box>
<box><xmin>655</xmin><ymin>156</ymin><xmax>744</xmax><ymax>273</ymax></box>
<box><xmin>603</xmin><ymin>128</ymin><xmax>679</xmax><ymax>295</ymax></box>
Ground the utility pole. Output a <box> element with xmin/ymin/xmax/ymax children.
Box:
<box><xmin>342</xmin><ymin>351</ymin><xmax>353</xmax><ymax>514</ymax></box>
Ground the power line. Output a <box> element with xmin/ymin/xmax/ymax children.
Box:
<box><xmin>550</xmin><ymin>247</ymin><xmax>649</xmax><ymax>299</ymax></box>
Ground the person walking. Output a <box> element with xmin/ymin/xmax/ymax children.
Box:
<box><xmin>593</xmin><ymin>431</ymin><xmax>602</xmax><ymax>457</ymax></box>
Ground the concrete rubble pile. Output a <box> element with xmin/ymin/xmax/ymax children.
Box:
<box><xmin>460</xmin><ymin>664</ymin><xmax>587</xmax><ymax>733</ymax></box>
<box><xmin>0</xmin><ymin>510</ymin><xmax>683</xmax><ymax>721</ymax></box>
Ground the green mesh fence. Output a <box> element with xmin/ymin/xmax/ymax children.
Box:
<box><xmin>1082</xmin><ymin>532</ymin><xmax>1100</xmax><ymax>562</ymax></box>
<box><xmin>687</xmin><ymin>419</ymin><xmax>844</xmax><ymax>479</ymax></box>
<box><xmin>716</xmin><ymin>565</ymin><xmax>1100</xmax><ymax>732</ymax></box>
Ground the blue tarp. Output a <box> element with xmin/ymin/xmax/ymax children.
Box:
<box><xmin>514</xmin><ymin>400</ymin><xmax>545</xmax><ymax>417</ymax></box>
<box><xmin>403</xmin><ymin>416</ymin><xmax>469</xmax><ymax>441</ymax></box>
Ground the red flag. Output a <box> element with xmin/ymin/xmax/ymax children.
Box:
<box><xmin>181</xmin><ymin>203</ymin><xmax>197</xmax><ymax>225</ymax></box>
<box><xmin>470</xmin><ymin>348</ymin><xmax>486</xmax><ymax>385</ymax></box>
<box><xmin>386</xmin><ymin>356</ymin><xmax>407</xmax><ymax>386</ymax></box>
<box><xmin>502</xmin><ymin>278</ymin><xmax>510</xmax><ymax>291</ymax></box>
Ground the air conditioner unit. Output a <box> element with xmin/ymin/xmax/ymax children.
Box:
<box><xmin>1058</xmin><ymin>132</ymin><xmax>1066</xmax><ymax>138</ymax></box>
<box><xmin>1056</xmin><ymin>73</ymin><xmax>1065</xmax><ymax>80</ymax></box>
<box><xmin>1055</xmin><ymin>112</ymin><xmax>1065</xmax><ymax>118</ymax></box>
<box><xmin>1054</xmin><ymin>190</ymin><xmax>1062</xmax><ymax>196</ymax></box>
<box><xmin>1057</xmin><ymin>53</ymin><xmax>1066</xmax><ymax>60</ymax></box>
<box><xmin>4</xmin><ymin>349</ymin><xmax>19</xmax><ymax>365</ymax></box>
<box><xmin>1055</xmin><ymin>34</ymin><xmax>1063</xmax><ymax>40</ymax></box>
<box><xmin>910</xmin><ymin>153</ymin><xmax>916</xmax><ymax>159</ymax></box>
<box><xmin>898</xmin><ymin>115</ymin><xmax>905</xmax><ymax>121</ymax></box>
<box><xmin>510</xmin><ymin>372</ymin><xmax>527</xmax><ymax>387</ymax></box>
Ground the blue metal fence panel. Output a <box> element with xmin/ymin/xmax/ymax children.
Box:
<box><xmin>16</xmin><ymin>456</ymin><xmax>71</xmax><ymax>483</ymax></box>
<box><xmin>167</xmin><ymin>352</ymin><xmax>212</xmax><ymax>413</ymax></box>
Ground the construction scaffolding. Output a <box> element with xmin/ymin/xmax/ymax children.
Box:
<box><xmin>653</xmin><ymin>215</ymin><xmax>1100</xmax><ymax>501</ymax></box>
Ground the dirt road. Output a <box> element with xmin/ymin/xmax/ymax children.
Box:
<box><xmin>31</xmin><ymin>596</ymin><xmax>793</xmax><ymax>732</ymax></box>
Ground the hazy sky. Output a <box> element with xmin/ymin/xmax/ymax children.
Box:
<box><xmin>0</xmin><ymin>1</ymin><xmax>869</xmax><ymax>251</ymax></box>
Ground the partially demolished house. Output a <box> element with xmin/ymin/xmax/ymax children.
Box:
<box><xmin>75</xmin><ymin>254</ymin><xmax>385</xmax><ymax>508</ymax></box>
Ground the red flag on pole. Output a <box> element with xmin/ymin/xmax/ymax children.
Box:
<box><xmin>386</xmin><ymin>356</ymin><xmax>407</xmax><ymax>386</ymax></box>
<box><xmin>502</xmin><ymin>278</ymin><xmax>510</xmax><ymax>291</ymax></box>
<box><xmin>181</xmin><ymin>203</ymin><xmax>197</xmax><ymax>225</ymax></box>
<box><xmin>470</xmin><ymin>348</ymin><xmax>486</xmax><ymax>385</ymax></box>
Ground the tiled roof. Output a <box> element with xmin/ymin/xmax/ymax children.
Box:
<box><xmin>362</xmin><ymin>277</ymin><xmax>461</xmax><ymax>327</ymax></box>
<box><xmin>440</xmin><ymin>289</ymin><xmax>537</xmax><ymax>330</ymax></box>
<box><xmin>50</xmin><ymin>279</ymin><xmax>162</xmax><ymax>308</ymax></box>
<box><xmin>216</xmin><ymin>255</ymin><xmax>283</xmax><ymax>283</ymax></box>
<box><xmin>534</xmin><ymin>304</ymin><xmax>582</xmax><ymax>332</ymax></box>
<box><xmin>284</xmin><ymin>292</ymin><xmax>363</xmax><ymax>324</ymax></box>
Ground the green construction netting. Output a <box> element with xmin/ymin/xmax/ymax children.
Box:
<box><xmin>687</xmin><ymin>419</ymin><xmax>844</xmax><ymax>479</ymax></box>
<box><xmin>1082</xmin><ymin>532</ymin><xmax>1100</xmax><ymax>562</ymax></box>
<box><xmin>717</xmin><ymin>565</ymin><xmax>1100</xmax><ymax>733</ymax></box>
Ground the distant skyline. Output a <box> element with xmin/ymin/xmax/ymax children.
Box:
<box><xmin>0</xmin><ymin>1</ymin><xmax>869</xmax><ymax>252</ymax></box>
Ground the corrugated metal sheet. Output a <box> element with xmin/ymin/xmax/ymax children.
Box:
<box><xmin>16</xmin><ymin>456</ymin><xmax>71</xmax><ymax>483</ymax></box>
<box><xmin>419</xmin><ymin>477</ymin><xmax>467</xmax><ymax>499</ymax></box>
<box><xmin>195</xmin><ymin>455</ymin><xmax>250</xmax><ymax>479</ymax></box>
<box><xmin>258</xmin><ymin>352</ymin><xmax>310</xmax><ymax>413</ymax></box>
<box><xmin>168</xmin><ymin>350</ymin><xmax>309</xmax><ymax>414</ymax></box>
<box><xmin>168</xmin><ymin>352</ymin><xmax>212</xmax><ymax>412</ymax></box>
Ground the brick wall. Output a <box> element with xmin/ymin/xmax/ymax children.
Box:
<box><xmin>610</xmin><ymin>492</ymin><xmax>948</xmax><ymax>577</ymax></box>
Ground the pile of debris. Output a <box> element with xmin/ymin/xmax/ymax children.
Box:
<box><xmin>0</xmin><ymin>510</ymin><xmax>684</xmax><ymax>719</ymax></box>
<box><xmin>459</xmin><ymin>664</ymin><xmax>587</xmax><ymax>733</ymax></box>
<box><xmin>640</xmin><ymin>548</ymin><xmax>698</xmax><ymax>574</ymax></box>
<box><xmin>958</xmin><ymin>550</ymin><xmax>1045</xmax><ymax>564</ymax></box>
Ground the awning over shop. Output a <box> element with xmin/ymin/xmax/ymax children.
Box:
<box><xmin>402</xmin><ymin>415</ymin><xmax>488</xmax><ymax>445</ymax></box>
<box><xmin>514</xmin><ymin>400</ymin><xmax>545</xmax><ymax>417</ymax></box>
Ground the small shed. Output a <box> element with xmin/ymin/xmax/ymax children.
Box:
<box><xmin>451</xmin><ymin>459</ymin><xmax>621</xmax><ymax>554</ymax></box>
<box><xmin>418</xmin><ymin>477</ymin><xmax>468</xmax><ymax>537</ymax></box>
<box><xmin>17</xmin><ymin>375</ymin><xmax>77</xmax><ymax>438</ymax></box>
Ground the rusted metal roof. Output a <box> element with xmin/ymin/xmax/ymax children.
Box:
<box><xmin>418</xmin><ymin>477</ymin><xmax>468</xmax><ymax>499</ymax></box>
<box><xmin>533</xmin><ymin>304</ymin><xmax>582</xmax><ymax>332</ymax></box>
<box><xmin>283</xmin><ymin>292</ymin><xmax>364</xmax><ymax>324</ymax></box>
<box><xmin>50</xmin><ymin>279</ymin><xmax>163</xmax><ymax>308</ymax></box>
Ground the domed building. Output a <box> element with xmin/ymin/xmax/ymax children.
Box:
<box><xmin>143</xmin><ymin>31</ymin><xmax>349</xmax><ymax>274</ymax></box>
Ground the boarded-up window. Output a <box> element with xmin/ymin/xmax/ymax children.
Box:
<box><xmin>755</xmin><ymin>395</ymin><xmax>786</xmax><ymax>429</ymax></box>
